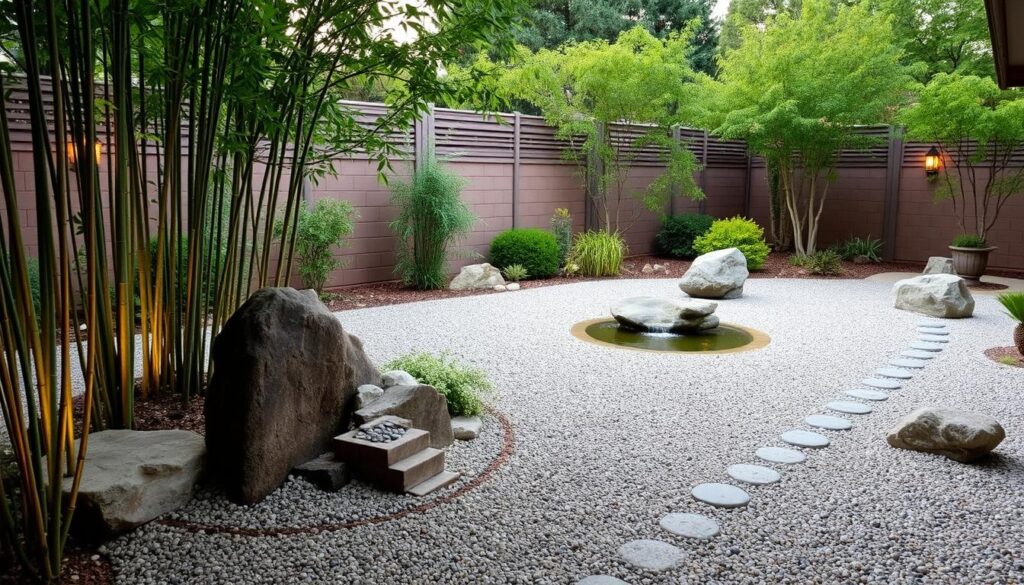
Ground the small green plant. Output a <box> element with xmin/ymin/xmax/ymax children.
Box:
<box><xmin>791</xmin><ymin>249</ymin><xmax>844</xmax><ymax>275</ymax></box>
<box><xmin>654</xmin><ymin>213</ymin><xmax>714</xmax><ymax>259</ymax></box>
<box><xmin>951</xmin><ymin>233</ymin><xmax>988</xmax><ymax>248</ymax></box>
<box><xmin>276</xmin><ymin>199</ymin><xmax>357</xmax><ymax>293</ymax></box>
<box><xmin>383</xmin><ymin>352</ymin><xmax>492</xmax><ymax>416</ymax></box>
<box><xmin>502</xmin><ymin>264</ymin><xmax>529</xmax><ymax>282</ymax></box>
<box><xmin>567</xmin><ymin>231</ymin><xmax>626</xmax><ymax>277</ymax></box>
<box><xmin>999</xmin><ymin>292</ymin><xmax>1024</xmax><ymax>323</ymax></box>
<box><xmin>693</xmin><ymin>216</ymin><xmax>771</xmax><ymax>270</ymax></box>
<box><xmin>998</xmin><ymin>356</ymin><xmax>1021</xmax><ymax>366</ymax></box>
<box><xmin>550</xmin><ymin>208</ymin><xmax>573</xmax><ymax>266</ymax></box>
<box><xmin>390</xmin><ymin>162</ymin><xmax>475</xmax><ymax>290</ymax></box>
<box><xmin>839</xmin><ymin>235</ymin><xmax>883</xmax><ymax>262</ymax></box>
<box><xmin>489</xmin><ymin>228</ymin><xmax>560</xmax><ymax>279</ymax></box>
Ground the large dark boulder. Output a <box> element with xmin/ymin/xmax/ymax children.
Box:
<box><xmin>205</xmin><ymin>287</ymin><xmax>380</xmax><ymax>504</ymax></box>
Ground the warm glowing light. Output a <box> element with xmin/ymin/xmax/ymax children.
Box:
<box><xmin>924</xmin><ymin>145</ymin><xmax>940</xmax><ymax>176</ymax></box>
<box><xmin>67</xmin><ymin>139</ymin><xmax>102</xmax><ymax>167</ymax></box>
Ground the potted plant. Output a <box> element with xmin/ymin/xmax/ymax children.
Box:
<box><xmin>998</xmin><ymin>292</ymin><xmax>1024</xmax><ymax>357</ymax></box>
<box><xmin>949</xmin><ymin>234</ymin><xmax>997</xmax><ymax>284</ymax></box>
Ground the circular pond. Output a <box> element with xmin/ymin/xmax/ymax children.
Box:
<box><xmin>571</xmin><ymin>318</ymin><xmax>770</xmax><ymax>354</ymax></box>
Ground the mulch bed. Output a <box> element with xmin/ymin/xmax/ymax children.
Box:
<box><xmin>984</xmin><ymin>346</ymin><xmax>1024</xmax><ymax>368</ymax></box>
<box><xmin>0</xmin><ymin>545</ymin><xmax>113</xmax><ymax>585</ymax></box>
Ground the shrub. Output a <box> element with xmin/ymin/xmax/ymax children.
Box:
<box><xmin>791</xmin><ymin>249</ymin><xmax>843</xmax><ymax>275</ymax></box>
<box><xmin>390</xmin><ymin>163</ymin><xmax>475</xmax><ymax>290</ymax></box>
<box><xmin>838</xmin><ymin>235</ymin><xmax>883</xmax><ymax>262</ymax></box>
<box><xmin>550</xmin><ymin>208</ymin><xmax>573</xmax><ymax>266</ymax></box>
<box><xmin>998</xmin><ymin>292</ymin><xmax>1024</xmax><ymax>323</ymax></box>
<box><xmin>567</xmin><ymin>231</ymin><xmax>626</xmax><ymax>277</ymax></box>
<box><xmin>693</xmin><ymin>216</ymin><xmax>771</xmax><ymax>270</ymax></box>
<box><xmin>654</xmin><ymin>213</ymin><xmax>714</xmax><ymax>259</ymax></box>
<box><xmin>951</xmin><ymin>233</ymin><xmax>987</xmax><ymax>248</ymax></box>
<box><xmin>502</xmin><ymin>264</ymin><xmax>528</xmax><ymax>282</ymax></box>
<box><xmin>383</xmin><ymin>352</ymin><xmax>492</xmax><ymax>417</ymax></box>
<box><xmin>489</xmin><ymin>228</ymin><xmax>560</xmax><ymax>279</ymax></box>
<box><xmin>287</xmin><ymin>199</ymin><xmax>357</xmax><ymax>293</ymax></box>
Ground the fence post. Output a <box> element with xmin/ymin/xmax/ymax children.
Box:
<box><xmin>882</xmin><ymin>126</ymin><xmax>904</xmax><ymax>261</ymax></box>
<box><xmin>585</xmin><ymin>122</ymin><xmax>604</xmax><ymax>232</ymax></box>
<box><xmin>670</xmin><ymin>126</ymin><xmax>681</xmax><ymax>217</ymax></box>
<box><xmin>743</xmin><ymin>148</ymin><xmax>753</xmax><ymax>218</ymax></box>
<box><xmin>512</xmin><ymin>112</ymin><xmax>520</xmax><ymax>228</ymax></box>
<box><xmin>414</xmin><ymin>104</ymin><xmax>435</xmax><ymax>170</ymax></box>
<box><xmin>698</xmin><ymin>130</ymin><xmax>709</xmax><ymax>214</ymax></box>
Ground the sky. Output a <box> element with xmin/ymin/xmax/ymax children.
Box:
<box><xmin>712</xmin><ymin>0</ymin><xmax>731</xmax><ymax>19</ymax></box>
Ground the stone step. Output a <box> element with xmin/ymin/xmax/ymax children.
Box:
<box><xmin>333</xmin><ymin>427</ymin><xmax>429</xmax><ymax>467</ymax></box>
<box><xmin>407</xmin><ymin>470</ymin><xmax>461</xmax><ymax>497</ymax></box>
<box><xmin>383</xmin><ymin>447</ymin><xmax>446</xmax><ymax>492</ymax></box>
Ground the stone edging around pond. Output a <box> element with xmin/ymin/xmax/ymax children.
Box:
<box><xmin>157</xmin><ymin>407</ymin><xmax>516</xmax><ymax>537</ymax></box>
<box><xmin>570</xmin><ymin>318</ymin><xmax>771</xmax><ymax>355</ymax></box>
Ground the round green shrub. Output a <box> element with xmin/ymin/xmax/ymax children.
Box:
<box><xmin>693</xmin><ymin>216</ymin><xmax>771</xmax><ymax>270</ymax></box>
<box><xmin>654</xmin><ymin>213</ymin><xmax>714</xmax><ymax>259</ymax></box>
<box><xmin>489</xmin><ymin>228</ymin><xmax>560</xmax><ymax>279</ymax></box>
<box><xmin>383</xmin><ymin>352</ymin><xmax>492</xmax><ymax>417</ymax></box>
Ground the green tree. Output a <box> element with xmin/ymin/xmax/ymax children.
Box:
<box><xmin>900</xmin><ymin>74</ymin><xmax>1024</xmax><ymax>241</ymax></box>
<box><xmin>719</xmin><ymin>0</ymin><xmax>797</xmax><ymax>52</ymax></box>
<box><xmin>879</xmin><ymin>0</ymin><xmax>993</xmax><ymax>82</ymax></box>
<box><xmin>503</xmin><ymin>26</ymin><xmax>704</xmax><ymax>233</ymax></box>
<box><xmin>705</xmin><ymin>0</ymin><xmax>913</xmax><ymax>256</ymax></box>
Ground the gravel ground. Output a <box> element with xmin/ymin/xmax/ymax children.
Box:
<box><xmin>103</xmin><ymin>278</ymin><xmax>1023</xmax><ymax>584</ymax></box>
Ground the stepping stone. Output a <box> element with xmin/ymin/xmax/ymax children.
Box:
<box><xmin>862</xmin><ymin>378</ymin><xmax>901</xmax><ymax>390</ymax></box>
<box><xmin>919</xmin><ymin>334</ymin><xmax>949</xmax><ymax>343</ymax></box>
<box><xmin>916</xmin><ymin>327</ymin><xmax>948</xmax><ymax>335</ymax></box>
<box><xmin>827</xmin><ymin>400</ymin><xmax>872</xmax><ymax>415</ymax></box>
<box><xmin>727</xmin><ymin>464</ymin><xmax>781</xmax><ymax>485</ymax></box>
<box><xmin>691</xmin><ymin>483</ymin><xmax>751</xmax><ymax>508</ymax></box>
<box><xmin>618</xmin><ymin>540</ymin><xmax>683</xmax><ymax>571</ymax></box>
<box><xmin>889</xmin><ymin>358</ymin><xmax>926</xmax><ymax>369</ymax></box>
<box><xmin>845</xmin><ymin>388</ymin><xmax>888</xmax><ymax>401</ymax></box>
<box><xmin>910</xmin><ymin>341</ymin><xmax>944</xmax><ymax>352</ymax></box>
<box><xmin>875</xmin><ymin>367</ymin><xmax>914</xmax><ymax>380</ymax></box>
<box><xmin>659</xmin><ymin>513</ymin><xmax>720</xmax><ymax>539</ymax></box>
<box><xmin>579</xmin><ymin>577</ymin><xmax>630</xmax><ymax>585</ymax></box>
<box><xmin>781</xmin><ymin>430</ymin><xmax>829</xmax><ymax>448</ymax></box>
<box><xmin>756</xmin><ymin>446</ymin><xmax>806</xmax><ymax>464</ymax></box>
<box><xmin>805</xmin><ymin>414</ymin><xmax>853</xmax><ymax>430</ymax></box>
<box><xmin>902</xmin><ymin>349</ymin><xmax>937</xmax><ymax>359</ymax></box>
<box><xmin>918</xmin><ymin>320</ymin><xmax>946</xmax><ymax>328</ymax></box>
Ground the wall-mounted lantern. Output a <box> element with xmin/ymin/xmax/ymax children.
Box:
<box><xmin>924</xmin><ymin>145</ymin><xmax>941</xmax><ymax>177</ymax></box>
<box><xmin>67</xmin><ymin>139</ymin><xmax>102</xmax><ymax>169</ymax></box>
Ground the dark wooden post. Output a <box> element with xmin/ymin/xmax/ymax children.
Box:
<box><xmin>743</xmin><ymin>147</ymin><xmax>753</xmax><ymax>218</ymax></box>
<box><xmin>414</xmin><ymin>104</ymin><xmax>435</xmax><ymax>170</ymax></box>
<box><xmin>670</xmin><ymin>126</ymin><xmax>681</xmax><ymax>216</ymax></box>
<box><xmin>512</xmin><ymin>112</ymin><xmax>521</xmax><ymax>228</ymax></box>
<box><xmin>882</xmin><ymin>126</ymin><xmax>905</xmax><ymax>261</ymax></box>
<box><xmin>698</xmin><ymin>130</ymin><xmax>709</xmax><ymax>214</ymax></box>
<box><xmin>585</xmin><ymin>121</ymin><xmax>604</xmax><ymax>232</ymax></box>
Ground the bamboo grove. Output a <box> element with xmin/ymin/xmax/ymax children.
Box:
<box><xmin>0</xmin><ymin>0</ymin><xmax>519</xmax><ymax>579</ymax></box>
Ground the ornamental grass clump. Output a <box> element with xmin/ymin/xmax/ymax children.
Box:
<box><xmin>567</xmin><ymin>231</ymin><xmax>626</xmax><ymax>277</ymax></box>
<box><xmin>384</xmin><ymin>353</ymin><xmax>493</xmax><ymax>416</ymax></box>
<box><xmin>550</xmin><ymin>208</ymin><xmax>573</xmax><ymax>266</ymax></box>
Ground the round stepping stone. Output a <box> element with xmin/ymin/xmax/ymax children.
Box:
<box><xmin>827</xmin><ymin>400</ymin><xmax>872</xmax><ymax>415</ymax></box>
<box><xmin>916</xmin><ymin>327</ymin><xmax>948</xmax><ymax>335</ymax></box>
<box><xmin>862</xmin><ymin>377</ymin><xmax>901</xmax><ymax>390</ymax></box>
<box><xmin>845</xmin><ymin>388</ymin><xmax>888</xmax><ymax>401</ymax></box>
<box><xmin>691</xmin><ymin>483</ymin><xmax>751</xmax><ymax>508</ymax></box>
<box><xmin>902</xmin><ymin>349</ymin><xmax>936</xmax><ymax>359</ymax></box>
<box><xmin>875</xmin><ymin>367</ymin><xmax>914</xmax><ymax>380</ymax></box>
<box><xmin>727</xmin><ymin>463</ymin><xmax>781</xmax><ymax>485</ymax></box>
<box><xmin>618</xmin><ymin>540</ymin><xmax>682</xmax><ymax>571</ymax></box>
<box><xmin>889</xmin><ymin>358</ymin><xmax>926</xmax><ymax>369</ymax></box>
<box><xmin>918</xmin><ymin>319</ymin><xmax>945</xmax><ymax>327</ymax></box>
<box><xmin>910</xmin><ymin>341</ymin><xmax>944</xmax><ymax>352</ymax></box>
<box><xmin>579</xmin><ymin>577</ymin><xmax>630</xmax><ymax>585</ymax></box>
<box><xmin>756</xmin><ymin>446</ymin><xmax>806</xmax><ymax>464</ymax></box>
<box><xmin>919</xmin><ymin>334</ymin><xmax>949</xmax><ymax>343</ymax></box>
<box><xmin>805</xmin><ymin>414</ymin><xmax>853</xmax><ymax>430</ymax></box>
<box><xmin>659</xmin><ymin>513</ymin><xmax>721</xmax><ymax>539</ymax></box>
<box><xmin>781</xmin><ymin>429</ymin><xmax>829</xmax><ymax>448</ymax></box>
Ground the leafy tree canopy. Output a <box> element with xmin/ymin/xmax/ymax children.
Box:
<box><xmin>878</xmin><ymin>0</ymin><xmax>993</xmax><ymax>83</ymax></box>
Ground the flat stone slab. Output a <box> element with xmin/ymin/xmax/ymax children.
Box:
<box><xmin>902</xmin><ymin>349</ymin><xmax>937</xmax><ymax>359</ymax></box>
<box><xmin>875</xmin><ymin>367</ymin><xmax>914</xmax><ymax>380</ymax></box>
<box><xmin>862</xmin><ymin>377</ymin><xmax>902</xmax><ymax>390</ymax></box>
<box><xmin>618</xmin><ymin>539</ymin><xmax>683</xmax><ymax>571</ymax></box>
<box><xmin>917</xmin><ymin>320</ymin><xmax>947</xmax><ymax>328</ymax></box>
<box><xmin>578</xmin><ymin>577</ymin><xmax>630</xmax><ymax>585</ymax></box>
<box><xmin>781</xmin><ymin>430</ymin><xmax>830</xmax><ymax>448</ymax></box>
<box><xmin>910</xmin><ymin>341</ymin><xmax>945</xmax><ymax>352</ymax></box>
<box><xmin>659</xmin><ymin>513</ymin><xmax>721</xmax><ymax>539</ymax></box>
<box><xmin>727</xmin><ymin>464</ymin><xmax>781</xmax><ymax>485</ymax></box>
<box><xmin>845</xmin><ymin>388</ymin><xmax>889</xmax><ymax>401</ymax></box>
<box><xmin>691</xmin><ymin>483</ymin><xmax>751</xmax><ymax>508</ymax></box>
<box><xmin>889</xmin><ymin>358</ymin><xmax>926</xmax><ymax>369</ymax></box>
<box><xmin>827</xmin><ymin>400</ymin><xmax>872</xmax><ymax>415</ymax></box>
<box><xmin>756</xmin><ymin>446</ymin><xmax>806</xmax><ymax>464</ymax></box>
<box><xmin>919</xmin><ymin>334</ymin><xmax>949</xmax><ymax>343</ymax></box>
<box><xmin>805</xmin><ymin>414</ymin><xmax>853</xmax><ymax>431</ymax></box>
<box><xmin>916</xmin><ymin>327</ymin><xmax>948</xmax><ymax>335</ymax></box>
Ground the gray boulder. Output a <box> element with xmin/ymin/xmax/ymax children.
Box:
<box><xmin>382</xmin><ymin>369</ymin><xmax>418</xmax><ymax>388</ymax></box>
<box><xmin>893</xmin><ymin>274</ymin><xmax>974</xmax><ymax>318</ymax></box>
<box><xmin>887</xmin><ymin>407</ymin><xmax>1005</xmax><ymax>462</ymax></box>
<box><xmin>450</xmin><ymin>263</ymin><xmax>505</xmax><ymax>290</ymax></box>
<box><xmin>293</xmin><ymin>453</ymin><xmax>351</xmax><ymax>491</ymax></box>
<box><xmin>356</xmin><ymin>384</ymin><xmax>384</xmax><ymax>409</ymax></box>
<box><xmin>610</xmin><ymin>296</ymin><xmax>719</xmax><ymax>333</ymax></box>
<box><xmin>205</xmin><ymin>287</ymin><xmax>380</xmax><ymax>504</ymax></box>
<box><xmin>63</xmin><ymin>429</ymin><xmax>204</xmax><ymax>536</ymax></box>
<box><xmin>679</xmin><ymin>248</ymin><xmax>749</xmax><ymax>299</ymax></box>
<box><xmin>354</xmin><ymin>385</ymin><xmax>454</xmax><ymax>448</ymax></box>
<box><xmin>923</xmin><ymin>257</ymin><xmax>956</xmax><ymax>275</ymax></box>
<box><xmin>452</xmin><ymin>415</ymin><xmax>483</xmax><ymax>440</ymax></box>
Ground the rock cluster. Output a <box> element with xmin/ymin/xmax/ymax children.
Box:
<box><xmin>353</xmin><ymin>420</ymin><xmax>408</xmax><ymax>443</ymax></box>
<box><xmin>355</xmin><ymin>370</ymin><xmax>454</xmax><ymax>448</ymax></box>
<box><xmin>611</xmin><ymin>296</ymin><xmax>719</xmax><ymax>333</ymax></box>
<box><xmin>679</xmin><ymin>248</ymin><xmax>748</xmax><ymax>299</ymax></box>
<box><xmin>893</xmin><ymin>274</ymin><xmax>974</xmax><ymax>318</ymax></box>
<box><xmin>887</xmin><ymin>407</ymin><xmax>1005</xmax><ymax>462</ymax></box>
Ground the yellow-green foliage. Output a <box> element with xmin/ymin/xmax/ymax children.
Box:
<box><xmin>693</xmin><ymin>217</ymin><xmax>770</xmax><ymax>270</ymax></box>
<box><xmin>567</xmin><ymin>231</ymin><xmax>626</xmax><ymax>277</ymax></box>
<box><xmin>384</xmin><ymin>353</ymin><xmax>493</xmax><ymax>417</ymax></box>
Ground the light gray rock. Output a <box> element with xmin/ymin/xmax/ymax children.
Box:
<box><xmin>923</xmin><ymin>257</ymin><xmax>956</xmax><ymax>275</ymax></box>
<box><xmin>755</xmin><ymin>446</ymin><xmax>806</xmax><ymax>464</ymax></box>
<box><xmin>450</xmin><ymin>263</ymin><xmax>505</xmax><ymax>290</ymax></box>
<box><xmin>827</xmin><ymin>400</ymin><xmax>872</xmax><ymax>415</ymax></box>
<box><xmin>382</xmin><ymin>370</ymin><xmax>418</xmax><ymax>388</ymax></box>
<box><xmin>62</xmin><ymin>429</ymin><xmax>204</xmax><ymax>536</ymax></box>
<box><xmin>691</xmin><ymin>482</ymin><xmax>750</xmax><ymax>508</ymax></box>
<box><xmin>781</xmin><ymin>429</ymin><xmax>830</xmax><ymax>448</ymax></box>
<box><xmin>506</xmin><ymin>282</ymin><xmax>521</xmax><ymax>291</ymax></box>
<box><xmin>356</xmin><ymin>384</ymin><xmax>384</xmax><ymax>409</ymax></box>
<box><xmin>727</xmin><ymin>463</ymin><xmax>781</xmax><ymax>485</ymax></box>
<box><xmin>805</xmin><ymin>414</ymin><xmax>853</xmax><ymax>431</ymax></box>
<box><xmin>641</xmin><ymin>263</ymin><xmax>655</xmax><ymax>274</ymax></box>
<box><xmin>493</xmin><ymin>284</ymin><xmax>507</xmax><ymax>291</ymax></box>
<box><xmin>618</xmin><ymin>539</ymin><xmax>683</xmax><ymax>571</ymax></box>
<box><xmin>893</xmin><ymin>274</ymin><xmax>974</xmax><ymax>318</ymax></box>
<box><xmin>679</xmin><ymin>248</ymin><xmax>749</xmax><ymax>299</ymax></box>
<box><xmin>845</xmin><ymin>388</ymin><xmax>889</xmax><ymax>401</ymax></box>
<box><xmin>660</xmin><ymin>513</ymin><xmax>720</xmax><ymax>539</ymax></box>
<box><xmin>610</xmin><ymin>296</ymin><xmax>718</xmax><ymax>333</ymax></box>
<box><xmin>578</xmin><ymin>577</ymin><xmax>630</xmax><ymax>585</ymax></box>
<box><xmin>354</xmin><ymin>384</ymin><xmax>454</xmax><ymax>448</ymax></box>
<box><xmin>452</xmin><ymin>415</ymin><xmax>483</xmax><ymax>440</ymax></box>
<box><xmin>887</xmin><ymin>407</ymin><xmax>1005</xmax><ymax>463</ymax></box>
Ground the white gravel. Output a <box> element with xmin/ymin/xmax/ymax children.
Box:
<box><xmin>105</xmin><ymin>278</ymin><xmax>1024</xmax><ymax>584</ymax></box>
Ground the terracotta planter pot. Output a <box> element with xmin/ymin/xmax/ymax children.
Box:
<box><xmin>1015</xmin><ymin>323</ymin><xmax>1024</xmax><ymax>357</ymax></box>
<box><xmin>949</xmin><ymin>246</ymin><xmax>997</xmax><ymax>283</ymax></box>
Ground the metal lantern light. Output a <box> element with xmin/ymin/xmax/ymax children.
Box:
<box><xmin>924</xmin><ymin>145</ymin><xmax>941</xmax><ymax>177</ymax></box>
<box><xmin>67</xmin><ymin>138</ymin><xmax>102</xmax><ymax>168</ymax></box>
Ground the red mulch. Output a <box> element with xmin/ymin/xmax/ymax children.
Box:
<box><xmin>985</xmin><ymin>346</ymin><xmax>1024</xmax><ymax>368</ymax></box>
<box><xmin>966</xmin><ymin>282</ymin><xmax>1009</xmax><ymax>291</ymax></box>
